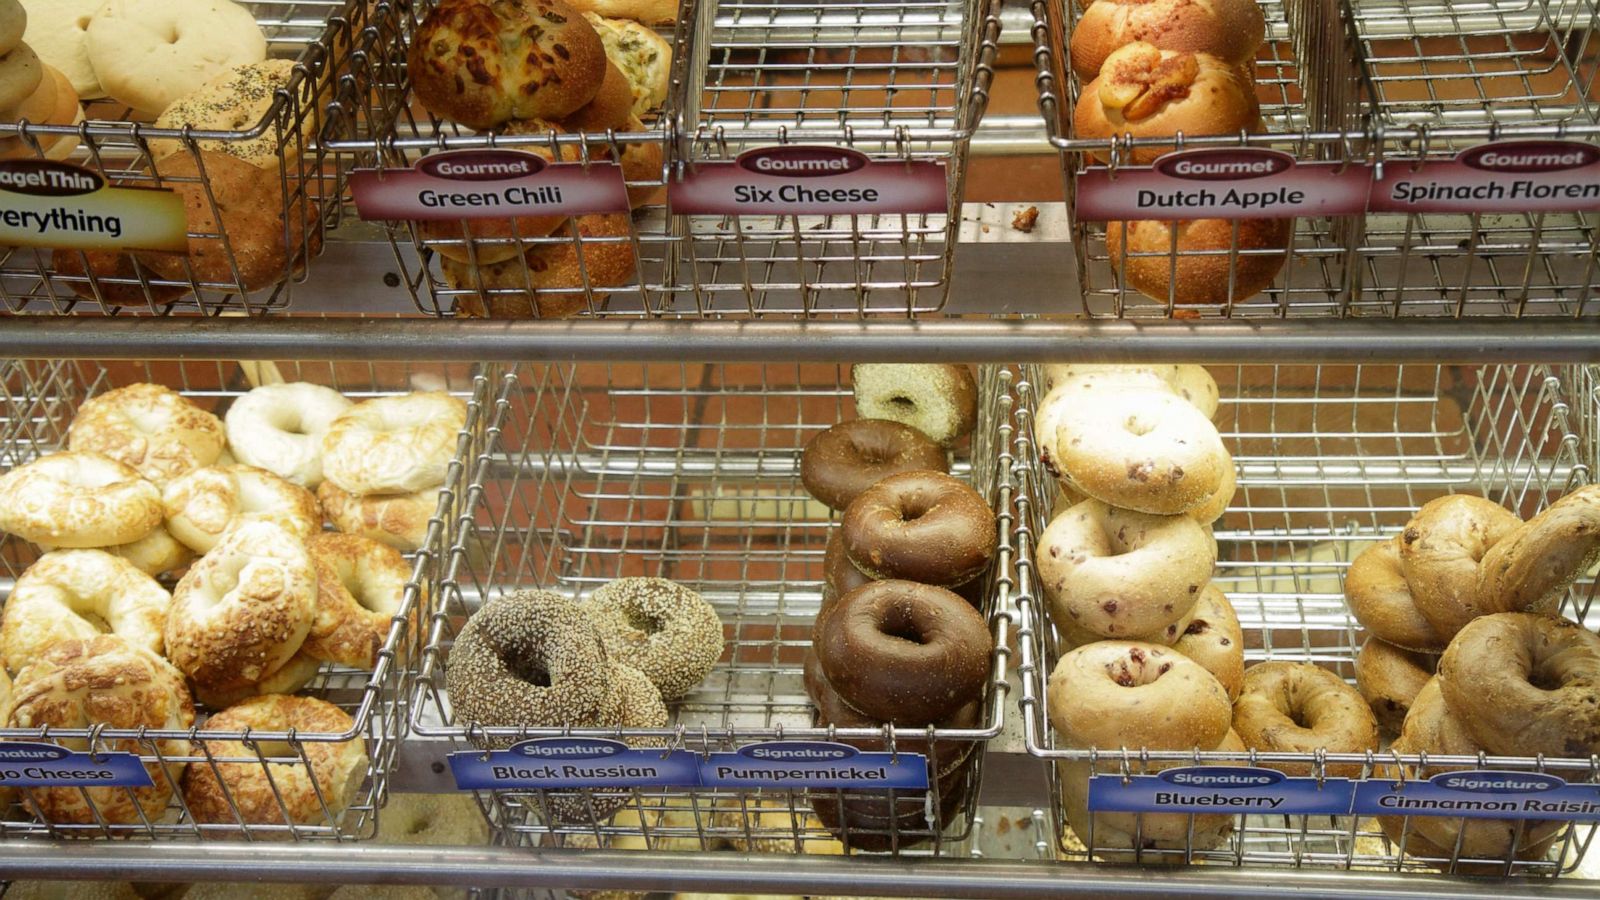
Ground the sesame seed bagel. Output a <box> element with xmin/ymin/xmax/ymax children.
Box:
<box><xmin>224</xmin><ymin>382</ymin><xmax>353</xmax><ymax>489</ymax></box>
<box><xmin>1047</xmin><ymin>640</ymin><xmax>1232</xmax><ymax>751</ymax></box>
<box><xmin>66</xmin><ymin>383</ymin><xmax>224</xmax><ymax>486</ymax></box>
<box><xmin>165</xmin><ymin>520</ymin><xmax>318</xmax><ymax>694</ymax></box>
<box><xmin>182</xmin><ymin>694</ymin><xmax>367</xmax><ymax>827</ymax></box>
<box><xmin>1053</xmin><ymin>388</ymin><xmax>1229</xmax><ymax>515</ymax></box>
<box><xmin>321</xmin><ymin>392</ymin><xmax>467</xmax><ymax>496</ymax></box>
<box><xmin>7</xmin><ymin>635</ymin><xmax>194</xmax><ymax>825</ymax></box>
<box><xmin>1476</xmin><ymin>484</ymin><xmax>1600</xmax><ymax>618</ymax></box>
<box><xmin>585</xmin><ymin>577</ymin><xmax>723</xmax><ymax>701</ymax></box>
<box><xmin>1399</xmin><ymin>494</ymin><xmax>1521</xmax><ymax>641</ymax></box>
<box><xmin>1232</xmin><ymin>661</ymin><xmax>1378</xmax><ymax>778</ymax></box>
<box><xmin>446</xmin><ymin>589</ymin><xmax>615</xmax><ymax>741</ymax></box>
<box><xmin>1344</xmin><ymin>536</ymin><xmax>1448</xmax><ymax>653</ymax></box>
<box><xmin>163</xmin><ymin>464</ymin><xmax>322</xmax><ymax>554</ymax></box>
<box><xmin>303</xmin><ymin>534</ymin><xmax>414</xmax><ymax>670</ymax></box>
<box><xmin>800</xmin><ymin>418</ymin><xmax>948</xmax><ymax>512</ymax></box>
<box><xmin>317</xmin><ymin>480</ymin><xmax>441</xmax><ymax>554</ymax></box>
<box><xmin>1354</xmin><ymin>637</ymin><xmax>1436</xmax><ymax>736</ymax></box>
<box><xmin>1035</xmin><ymin>498</ymin><xmax>1214</xmax><ymax>640</ymax></box>
<box><xmin>841</xmin><ymin>471</ymin><xmax>997</xmax><ymax>588</ymax></box>
<box><xmin>1437</xmin><ymin>612</ymin><xmax>1600</xmax><ymax>758</ymax></box>
<box><xmin>0</xmin><ymin>451</ymin><xmax>163</xmax><ymax>547</ymax></box>
<box><xmin>851</xmin><ymin>363</ymin><xmax>978</xmax><ymax>447</ymax></box>
<box><xmin>1</xmin><ymin>549</ymin><xmax>172</xmax><ymax>674</ymax></box>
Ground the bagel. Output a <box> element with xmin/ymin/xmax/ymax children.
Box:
<box><xmin>445</xmin><ymin>212</ymin><xmax>639</xmax><ymax>318</ymax></box>
<box><xmin>1173</xmin><ymin>584</ymin><xmax>1244</xmax><ymax>700</ymax></box>
<box><xmin>851</xmin><ymin>364</ymin><xmax>978</xmax><ymax>447</ymax></box>
<box><xmin>94</xmin><ymin>525</ymin><xmax>194</xmax><ymax>577</ymax></box>
<box><xmin>1354</xmin><ymin>637</ymin><xmax>1435</xmax><ymax>736</ymax></box>
<box><xmin>150</xmin><ymin>60</ymin><xmax>317</xmax><ymax>169</ymax></box>
<box><xmin>1344</xmin><ymin>536</ymin><xmax>1447</xmax><ymax>652</ymax></box>
<box><xmin>0</xmin><ymin>39</ymin><xmax>39</xmax><ymax>111</ymax></box>
<box><xmin>1232</xmin><ymin>662</ymin><xmax>1378</xmax><ymax>778</ymax></box>
<box><xmin>1105</xmin><ymin>217</ymin><xmax>1292</xmax><ymax>307</ymax></box>
<box><xmin>1437</xmin><ymin>612</ymin><xmax>1600</xmax><ymax>758</ymax></box>
<box><xmin>1040</xmin><ymin>365</ymin><xmax>1219</xmax><ymax>420</ymax></box>
<box><xmin>85</xmin><ymin>0</ymin><xmax>267</xmax><ymax>116</ymax></box>
<box><xmin>800</xmin><ymin>419</ymin><xmax>947</xmax><ymax>512</ymax></box>
<box><xmin>317</xmin><ymin>480</ymin><xmax>441</xmax><ymax>553</ymax></box>
<box><xmin>840</xmin><ymin>471</ymin><xmax>997</xmax><ymax>587</ymax></box>
<box><xmin>1476</xmin><ymin>484</ymin><xmax>1600</xmax><ymax>618</ymax></box>
<box><xmin>224</xmin><ymin>382</ymin><xmax>353</xmax><ymax>488</ymax></box>
<box><xmin>561</xmin><ymin>59</ymin><xmax>633</xmax><ymax>133</ymax></box>
<box><xmin>163</xmin><ymin>464</ymin><xmax>322</xmax><ymax>554</ymax></box>
<box><xmin>1074</xmin><ymin>43</ymin><xmax>1259</xmax><ymax>165</ymax></box>
<box><xmin>1398</xmin><ymin>494</ymin><xmax>1520</xmax><ymax>641</ymax></box>
<box><xmin>66</xmin><ymin>383</ymin><xmax>224</xmax><ymax>486</ymax></box>
<box><xmin>1058</xmin><ymin>729</ymin><xmax>1243</xmax><ymax>856</ymax></box>
<box><xmin>19</xmin><ymin>0</ymin><xmax>104</xmax><ymax>98</ymax></box>
<box><xmin>583</xmin><ymin>14</ymin><xmax>671</xmax><ymax>117</ymax></box>
<box><xmin>1047</xmin><ymin>640</ymin><xmax>1232</xmax><ymax>750</ymax></box>
<box><xmin>1035</xmin><ymin>498</ymin><xmax>1214</xmax><ymax>639</ymax></box>
<box><xmin>814</xmin><ymin>580</ymin><xmax>992</xmax><ymax>725</ymax></box>
<box><xmin>304</xmin><ymin>534</ymin><xmax>415</xmax><ymax>670</ymax></box>
<box><xmin>1</xmin><ymin>549</ymin><xmax>172</xmax><ymax>674</ymax></box>
<box><xmin>417</xmin><ymin>121</ymin><xmax>570</xmax><ymax>266</ymax></box>
<box><xmin>165</xmin><ymin>520</ymin><xmax>318</xmax><ymax>693</ymax></box>
<box><xmin>182</xmin><ymin>694</ymin><xmax>367</xmax><ymax>827</ymax></box>
<box><xmin>321</xmin><ymin>392</ymin><xmax>467</xmax><ymax>496</ymax></box>
<box><xmin>1070</xmin><ymin>0</ymin><xmax>1264</xmax><ymax>80</ymax></box>
<box><xmin>7</xmin><ymin>635</ymin><xmax>193</xmax><ymax>825</ymax></box>
<box><xmin>0</xmin><ymin>451</ymin><xmax>162</xmax><ymax>547</ymax></box>
<box><xmin>1052</xmin><ymin>388</ymin><xmax>1228</xmax><ymax>515</ymax></box>
<box><xmin>377</xmin><ymin>792</ymin><xmax>490</xmax><ymax>846</ymax></box>
<box><xmin>584</xmin><ymin>577</ymin><xmax>723</xmax><ymax>701</ymax></box>
<box><xmin>191</xmin><ymin>648</ymin><xmax>323</xmax><ymax>710</ymax></box>
<box><xmin>139</xmin><ymin>149</ymin><xmax>300</xmax><ymax>293</ymax></box>
<box><xmin>821</xmin><ymin>526</ymin><xmax>874</xmax><ymax>612</ymax></box>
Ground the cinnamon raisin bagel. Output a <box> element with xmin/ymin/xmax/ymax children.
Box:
<box><xmin>1399</xmin><ymin>494</ymin><xmax>1520</xmax><ymax>641</ymax></box>
<box><xmin>1355</xmin><ymin>637</ymin><xmax>1436</xmax><ymax>736</ymax></box>
<box><xmin>1345</xmin><ymin>536</ymin><xmax>1448</xmax><ymax>653</ymax></box>
<box><xmin>1232</xmin><ymin>662</ymin><xmax>1378</xmax><ymax>778</ymax></box>
<box><xmin>801</xmin><ymin>419</ymin><xmax>947</xmax><ymax>512</ymax></box>
<box><xmin>1476</xmin><ymin>484</ymin><xmax>1600</xmax><ymax>618</ymax></box>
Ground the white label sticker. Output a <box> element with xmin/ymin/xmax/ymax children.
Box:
<box><xmin>350</xmin><ymin>149</ymin><xmax>629</xmax><ymax>221</ymax></box>
<box><xmin>1076</xmin><ymin>148</ymin><xmax>1372</xmax><ymax>220</ymax></box>
<box><xmin>670</xmin><ymin>147</ymin><xmax>947</xmax><ymax>216</ymax></box>
<box><xmin>1370</xmin><ymin>139</ymin><xmax>1600</xmax><ymax>214</ymax></box>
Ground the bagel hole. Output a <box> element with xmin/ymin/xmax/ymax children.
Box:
<box><xmin>887</xmin><ymin>396</ymin><xmax>917</xmax><ymax>413</ymax></box>
<box><xmin>1529</xmin><ymin>665</ymin><xmax>1566</xmax><ymax>692</ymax></box>
<box><xmin>507</xmin><ymin>658</ymin><xmax>553</xmax><ymax>688</ymax></box>
<box><xmin>624</xmin><ymin>608</ymin><xmax>663</xmax><ymax>635</ymax></box>
<box><xmin>1289</xmin><ymin>708</ymin><xmax>1312</xmax><ymax>729</ymax></box>
<box><xmin>1122</xmin><ymin>415</ymin><xmax>1155</xmax><ymax>436</ymax></box>
<box><xmin>898</xmin><ymin>497</ymin><xmax>932</xmax><ymax>522</ymax></box>
<box><xmin>877</xmin><ymin>608</ymin><xmax>926</xmax><ymax>646</ymax></box>
<box><xmin>77</xmin><ymin>611</ymin><xmax>112</xmax><ymax>634</ymax></box>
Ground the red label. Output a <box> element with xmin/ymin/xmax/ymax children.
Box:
<box><xmin>350</xmin><ymin>149</ymin><xmax>628</xmax><ymax>221</ymax></box>
<box><xmin>1370</xmin><ymin>139</ymin><xmax>1600</xmax><ymax>213</ymax></box>
<box><xmin>1076</xmin><ymin>148</ymin><xmax>1372</xmax><ymax>220</ymax></box>
<box><xmin>670</xmin><ymin>146</ymin><xmax>946</xmax><ymax>215</ymax></box>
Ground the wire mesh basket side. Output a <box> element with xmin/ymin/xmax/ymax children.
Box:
<box><xmin>409</xmin><ymin>362</ymin><xmax>1017</xmax><ymax>851</ymax></box>
<box><xmin>0</xmin><ymin>359</ymin><xmax>463</xmax><ymax>839</ymax></box>
<box><xmin>667</xmin><ymin>0</ymin><xmax>1001</xmax><ymax>317</ymax></box>
<box><xmin>0</xmin><ymin>1</ymin><xmax>393</xmax><ymax>317</ymax></box>
<box><xmin>1013</xmin><ymin>362</ymin><xmax>1600</xmax><ymax>873</ymax></box>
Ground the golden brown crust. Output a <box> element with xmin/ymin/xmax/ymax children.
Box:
<box><xmin>162</xmin><ymin>464</ymin><xmax>322</xmax><ymax>554</ymax></box>
<box><xmin>191</xmin><ymin>648</ymin><xmax>322</xmax><ymax>710</ymax></box>
<box><xmin>1399</xmin><ymin>494</ymin><xmax>1521</xmax><ymax>641</ymax></box>
<box><xmin>67</xmin><ymin>383</ymin><xmax>225</xmax><ymax>486</ymax></box>
<box><xmin>150</xmin><ymin>60</ymin><xmax>313</xmax><ymax>169</ymax></box>
<box><xmin>1476</xmin><ymin>484</ymin><xmax>1600</xmax><ymax>617</ymax></box>
<box><xmin>138</xmin><ymin>151</ymin><xmax>291</xmax><ymax>292</ymax></box>
<box><xmin>1354</xmin><ymin>637</ymin><xmax>1435</xmax><ymax>736</ymax></box>
<box><xmin>408</xmin><ymin>0</ymin><xmax>608</xmax><ymax>129</ymax></box>
<box><xmin>1048</xmin><ymin>640</ymin><xmax>1232</xmax><ymax>750</ymax></box>
<box><xmin>443</xmin><ymin>212</ymin><xmax>637</xmax><ymax>317</ymax></box>
<box><xmin>317</xmin><ymin>480</ymin><xmax>439</xmax><ymax>553</ymax></box>
<box><xmin>559</xmin><ymin>59</ymin><xmax>633</xmax><ymax>133</ymax></box>
<box><xmin>416</xmin><ymin>121</ymin><xmax>570</xmax><ymax>265</ymax></box>
<box><xmin>303</xmin><ymin>533</ymin><xmax>415</xmax><ymax>670</ymax></box>
<box><xmin>1105</xmin><ymin>217</ymin><xmax>1290</xmax><ymax>306</ymax></box>
<box><xmin>1345</xmin><ymin>536</ymin><xmax>1447</xmax><ymax>652</ymax></box>
<box><xmin>1070</xmin><ymin>0</ymin><xmax>1265</xmax><ymax>81</ymax></box>
<box><xmin>165</xmin><ymin>520</ymin><xmax>317</xmax><ymax>692</ymax></box>
<box><xmin>1</xmin><ymin>549</ymin><xmax>172</xmax><ymax>674</ymax></box>
<box><xmin>0</xmin><ymin>451</ymin><xmax>163</xmax><ymax>547</ymax></box>
<box><xmin>1173</xmin><ymin>584</ymin><xmax>1244</xmax><ymax>699</ymax></box>
<box><xmin>182</xmin><ymin>694</ymin><xmax>366</xmax><ymax>827</ymax></box>
<box><xmin>51</xmin><ymin>247</ymin><xmax>188</xmax><ymax>307</ymax></box>
<box><xmin>8</xmin><ymin>635</ymin><xmax>193</xmax><ymax>824</ymax></box>
<box><xmin>1232</xmin><ymin>661</ymin><xmax>1378</xmax><ymax>778</ymax></box>
<box><xmin>1075</xmin><ymin>43</ymin><xmax>1259</xmax><ymax>164</ymax></box>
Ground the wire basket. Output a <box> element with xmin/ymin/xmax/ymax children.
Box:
<box><xmin>1013</xmin><ymin>362</ymin><xmax>1600</xmax><ymax>874</ymax></box>
<box><xmin>0</xmin><ymin>359</ymin><xmax>461</xmax><ymax>839</ymax></box>
<box><xmin>0</xmin><ymin>1</ymin><xmax>395</xmax><ymax>317</ymax></box>
<box><xmin>410</xmin><ymin>362</ymin><xmax>1017</xmax><ymax>853</ymax></box>
<box><xmin>667</xmin><ymin>0</ymin><xmax>1000</xmax><ymax>316</ymax></box>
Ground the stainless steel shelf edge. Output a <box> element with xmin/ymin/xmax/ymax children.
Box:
<box><xmin>2</xmin><ymin>842</ymin><xmax>1597</xmax><ymax>898</ymax></box>
<box><xmin>4</xmin><ymin>318</ymin><xmax>1597</xmax><ymax>363</ymax></box>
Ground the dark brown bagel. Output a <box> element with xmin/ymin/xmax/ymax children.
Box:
<box><xmin>815</xmin><ymin>579</ymin><xmax>992</xmax><ymax>724</ymax></box>
<box><xmin>801</xmin><ymin>419</ymin><xmax>947</xmax><ymax>512</ymax></box>
<box><xmin>823</xmin><ymin>527</ymin><xmax>987</xmax><ymax>618</ymax></box>
<box><xmin>841</xmin><ymin>471</ymin><xmax>997</xmax><ymax>587</ymax></box>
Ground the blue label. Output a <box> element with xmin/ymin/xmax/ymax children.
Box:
<box><xmin>1353</xmin><ymin>770</ymin><xmax>1600</xmax><ymax>820</ymax></box>
<box><xmin>1088</xmin><ymin>766</ymin><xmax>1354</xmax><ymax>815</ymax></box>
<box><xmin>701</xmin><ymin>741</ymin><xmax>928</xmax><ymax>790</ymax></box>
<box><xmin>0</xmin><ymin>742</ymin><xmax>152</xmax><ymax>787</ymax></box>
<box><xmin>449</xmin><ymin>738</ymin><xmax>701</xmax><ymax>790</ymax></box>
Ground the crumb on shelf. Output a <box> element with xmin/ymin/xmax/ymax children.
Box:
<box><xmin>1011</xmin><ymin>205</ymin><xmax>1040</xmax><ymax>233</ymax></box>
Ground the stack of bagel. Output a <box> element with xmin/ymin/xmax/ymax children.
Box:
<box><xmin>0</xmin><ymin>380</ymin><xmax>472</xmax><ymax>828</ymax></box>
<box><xmin>406</xmin><ymin>0</ymin><xmax>673</xmax><ymax>318</ymax></box>
<box><xmin>0</xmin><ymin>0</ymin><xmax>83</xmax><ymax>163</ymax></box>
<box><xmin>797</xmin><ymin>364</ymin><xmax>997</xmax><ymax>850</ymax></box>
<box><xmin>1068</xmin><ymin>0</ymin><xmax>1290</xmax><ymax>307</ymax></box>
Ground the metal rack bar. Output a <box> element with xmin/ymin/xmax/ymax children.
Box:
<box><xmin>3</xmin><ymin>318</ymin><xmax>1597</xmax><ymax>363</ymax></box>
<box><xmin>2</xmin><ymin>842</ymin><xmax>1597</xmax><ymax>897</ymax></box>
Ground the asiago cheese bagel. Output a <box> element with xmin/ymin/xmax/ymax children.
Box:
<box><xmin>66</xmin><ymin>383</ymin><xmax>225</xmax><ymax>486</ymax></box>
<box><xmin>163</xmin><ymin>464</ymin><xmax>322</xmax><ymax>554</ymax></box>
<box><xmin>321</xmin><ymin>391</ymin><xmax>467</xmax><ymax>496</ymax></box>
<box><xmin>1053</xmin><ymin>388</ymin><xmax>1228</xmax><ymax>515</ymax></box>
<box><xmin>1438</xmin><ymin>612</ymin><xmax>1600</xmax><ymax>758</ymax></box>
<box><xmin>1345</xmin><ymin>536</ymin><xmax>1448</xmax><ymax>653</ymax></box>
<box><xmin>1</xmin><ymin>550</ymin><xmax>172</xmax><ymax>674</ymax></box>
<box><xmin>224</xmin><ymin>382</ymin><xmax>352</xmax><ymax>488</ymax></box>
<box><xmin>317</xmin><ymin>480</ymin><xmax>441</xmax><ymax>553</ymax></box>
<box><xmin>1232</xmin><ymin>661</ymin><xmax>1378</xmax><ymax>778</ymax></box>
<box><xmin>1355</xmin><ymin>637</ymin><xmax>1436</xmax><ymax>737</ymax></box>
<box><xmin>0</xmin><ymin>451</ymin><xmax>162</xmax><ymax>547</ymax></box>
<box><xmin>1047</xmin><ymin>640</ymin><xmax>1232</xmax><ymax>751</ymax></box>
<box><xmin>303</xmin><ymin>534</ymin><xmax>414</xmax><ymax>670</ymax></box>
<box><xmin>1399</xmin><ymin>494</ymin><xmax>1521</xmax><ymax>641</ymax></box>
<box><xmin>1035</xmin><ymin>498</ymin><xmax>1214</xmax><ymax>640</ymax></box>
<box><xmin>1476</xmin><ymin>484</ymin><xmax>1600</xmax><ymax>618</ymax></box>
